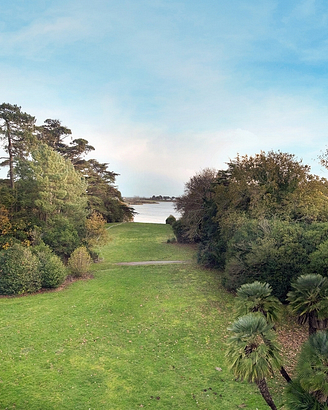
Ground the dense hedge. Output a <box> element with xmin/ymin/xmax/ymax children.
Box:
<box><xmin>218</xmin><ymin>220</ymin><xmax>328</xmax><ymax>301</ymax></box>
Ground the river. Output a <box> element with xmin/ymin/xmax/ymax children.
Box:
<box><xmin>132</xmin><ymin>202</ymin><xmax>181</xmax><ymax>224</ymax></box>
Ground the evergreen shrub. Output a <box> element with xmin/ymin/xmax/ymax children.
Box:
<box><xmin>37</xmin><ymin>250</ymin><xmax>67</xmax><ymax>288</ymax></box>
<box><xmin>165</xmin><ymin>215</ymin><xmax>176</xmax><ymax>225</ymax></box>
<box><xmin>172</xmin><ymin>219</ymin><xmax>191</xmax><ymax>243</ymax></box>
<box><xmin>0</xmin><ymin>244</ymin><xmax>41</xmax><ymax>295</ymax></box>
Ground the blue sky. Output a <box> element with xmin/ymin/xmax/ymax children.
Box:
<box><xmin>1</xmin><ymin>0</ymin><xmax>328</xmax><ymax>196</ymax></box>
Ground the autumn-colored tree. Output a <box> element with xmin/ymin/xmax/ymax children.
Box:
<box><xmin>85</xmin><ymin>211</ymin><xmax>109</xmax><ymax>248</ymax></box>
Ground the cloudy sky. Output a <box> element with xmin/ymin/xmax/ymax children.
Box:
<box><xmin>1</xmin><ymin>0</ymin><xmax>328</xmax><ymax>197</ymax></box>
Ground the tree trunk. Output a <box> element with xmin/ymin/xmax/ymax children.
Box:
<box><xmin>256</xmin><ymin>378</ymin><xmax>277</xmax><ymax>410</ymax></box>
<box><xmin>6</xmin><ymin>123</ymin><xmax>14</xmax><ymax>189</ymax></box>
<box><xmin>279</xmin><ymin>366</ymin><xmax>292</xmax><ymax>383</ymax></box>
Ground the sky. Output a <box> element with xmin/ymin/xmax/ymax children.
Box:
<box><xmin>1</xmin><ymin>0</ymin><xmax>328</xmax><ymax>197</ymax></box>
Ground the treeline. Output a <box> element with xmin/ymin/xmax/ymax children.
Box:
<box><xmin>173</xmin><ymin>151</ymin><xmax>328</xmax><ymax>301</ymax></box>
<box><xmin>0</xmin><ymin>103</ymin><xmax>134</xmax><ymax>294</ymax></box>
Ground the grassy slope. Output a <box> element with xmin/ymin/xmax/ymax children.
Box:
<box><xmin>0</xmin><ymin>223</ymin><xmax>275</xmax><ymax>409</ymax></box>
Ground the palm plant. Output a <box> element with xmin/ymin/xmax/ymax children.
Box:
<box><xmin>236</xmin><ymin>281</ymin><xmax>281</xmax><ymax>324</ymax></box>
<box><xmin>287</xmin><ymin>274</ymin><xmax>328</xmax><ymax>336</ymax></box>
<box><xmin>285</xmin><ymin>380</ymin><xmax>327</xmax><ymax>410</ymax></box>
<box><xmin>285</xmin><ymin>331</ymin><xmax>328</xmax><ymax>409</ymax></box>
<box><xmin>226</xmin><ymin>313</ymin><xmax>282</xmax><ymax>410</ymax></box>
<box><xmin>236</xmin><ymin>281</ymin><xmax>291</xmax><ymax>383</ymax></box>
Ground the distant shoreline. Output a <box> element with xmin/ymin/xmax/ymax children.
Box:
<box><xmin>124</xmin><ymin>197</ymin><xmax>176</xmax><ymax>206</ymax></box>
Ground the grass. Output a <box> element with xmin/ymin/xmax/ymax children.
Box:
<box><xmin>0</xmin><ymin>222</ymin><xmax>282</xmax><ymax>409</ymax></box>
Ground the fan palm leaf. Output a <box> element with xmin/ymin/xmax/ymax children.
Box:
<box><xmin>226</xmin><ymin>313</ymin><xmax>281</xmax><ymax>410</ymax></box>
<box><xmin>297</xmin><ymin>331</ymin><xmax>328</xmax><ymax>404</ymax></box>
<box><xmin>236</xmin><ymin>281</ymin><xmax>281</xmax><ymax>324</ymax></box>
<box><xmin>287</xmin><ymin>274</ymin><xmax>328</xmax><ymax>335</ymax></box>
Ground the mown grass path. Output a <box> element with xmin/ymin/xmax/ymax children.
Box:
<box><xmin>0</xmin><ymin>223</ymin><xmax>273</xmax><ymax>409</ymax></box>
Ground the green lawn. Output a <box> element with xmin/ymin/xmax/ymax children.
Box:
<box><xmin>0</xmin><ymin>223</ymin><xmax>280</xmax><ymax>409</ymax></box>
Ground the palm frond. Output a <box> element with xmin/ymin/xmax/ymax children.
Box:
<box><xmin>226</xmin><ymin>313</ymin><xmax>282</xmax><ymax>383</ymax></box>
<box><xmin>236</xmin><ymin>281</ymin><xmax>282</xmax><ymax>323</ymax></box>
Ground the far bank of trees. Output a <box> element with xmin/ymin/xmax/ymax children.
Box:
<box><xmin>0</xmin><ymin>102</ymin><xmax>134</xmax><ymax>294</ymax></box>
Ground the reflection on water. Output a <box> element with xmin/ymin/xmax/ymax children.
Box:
<box><xmin>132</xmin><ymin>202</ymin><xmax>181</xmax><ymax>224</ymax></box>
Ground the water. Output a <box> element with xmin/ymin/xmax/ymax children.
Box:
<box><xmin>132</xmin><ymin>202</ymin><xmax>181</xmax><ymax>224</ymax></box>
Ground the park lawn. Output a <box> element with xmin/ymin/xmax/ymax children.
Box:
<box><xmin>0</xmin><ymin>223</ymin><xmax>282</xmax><ymax>409</ymax></box>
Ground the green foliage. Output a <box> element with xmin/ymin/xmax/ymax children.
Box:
<box><xmin>285</xmin><ymin>380</ymin><xmax>328</xmax><ymax>410</ymax></box>
<box><xmin>165</xmin><ymin>214</ymin><xmax>176</xmax><ymax>225</ymax></box>
<box><xmin>37</xmin><ymin>248</ymin><xmax>67</xmax><ymax>288</ymax></box>
<box><xmin>222</xmin><ymin>218</ymin><xmax>308</xmax><ymax>300</ymax></box>
<box><xmin>285</xmin><ymin>332</ymin><xmax>328</xmax><ymax>408</ymax></box>
<box><xmin>226</xmin><ymin>313</ymin><xmax>282</xmax><ymax>383</ymax></box>
<box><xmin>287</xmin><ymin>274</ymin><xmax>328</xmax><ymax>335</ymax></box>
<box><xmin>175</xmin><ymin>168</ymin><xmax>217</xmax><ymax>241</ymax></box>
<box><xmin>309</xmin><ymin>240</ymin><xmax>328</xmax><ymax>275</ymax></box>
<box><xmin>0</xmin><ymin>244</ymin><xmax>41</xmax><ymax>295</ymax></box>
<box><xmin>67</xmin><ymin>246</ymin><xmax>92</xmax><ymax>277</ymax></box>
<box><xmin>235</xmin><ymin>281</ymin><xmax>282</xmax><ymax>324</ymax></box>
<box><xmin>0</xmin><ymin>103</ymin><xmax>36</xmax><ymax>189</ymax></box>
<box><xmin>42</xmin><ymin>216</ymin><xmax>82</xmax><ymax>259</ymax></box>
<box><xmin>297</xmin><ymin>331</ymin><xmax>328</xmax><ymax>403</ymax></box>
<box><xmin>175</xmin><ymin>152</ymin><xmax>328</xmax><ymax>300</ymax></box>
<box><xmin>16</xmin><ymin>143</ymin><xmax>88</xmax><ymax>223</ymax></box>
<box><xmin>172</xmin><ymin>219</ymin><xmax>191</xmax><ymax>243</ymax></box>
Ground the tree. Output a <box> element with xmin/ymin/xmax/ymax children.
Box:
<box><xmin>78</xmin><ymin>158</ymin><xmax>134</xmax><ymax>222</ymax></box>
<box><xmin>16</xmin><ymin>143</ymin><xmax>87</xmax><ymax>224</ymax></box>
<box><xmin>85</xmin><ymin>211</ymin><xmax>109</xmax><ymax>249</ymax></box>
<box><xmin>174</xmin><ymin>168</ymin><xmax>217</xmax><ymax>242</ymax></box>
<box><xmin>226</xmin><ymin>313</ymin><xmax>281</xmax><ymax>410</ymax></box>
<box><xmin>15</xmin><ymin>144</ymin><xmax>88</xmax><ymax>257</ymax></box>
<box><xmin>287</xmin><ymin>274</ymin><xmax>328</xmax><ymax>336</ymax></box>
<box><xmin>0</xmin><ymin>103</ymin><xmax>36</xmax><ymax>189</ymax></box>
<box><xmin>38</xmin><ymin>119</ymin><xmax>133</xmax><ymax>223</ymax></box>
<box><xmin>236</xmin><ymin>281</ymin><xmax>291</xmax><ymax>383</ymax></box>
<box><xmin>211</xmin><ymin>151</ymin><xmax>328</xmax><ymax>222</ymax></box>
<box><xmin>37</xmin><ymin>118</ymin><xmax>72</xmax><ymax>153</ymax></box>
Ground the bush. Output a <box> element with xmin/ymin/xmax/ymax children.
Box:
<box><xmin>172</xmin><ymin>219</ymin><xmax>191</xmax><ymax>243</ymax></box>
<box><xmin>67</xmin><ymin>246</ymin><xmax>92</xmax><ymax>277</ymax></box>
<box><xmin>166</xmin><ymin>215</ymin><xmax>176</xmax><ymax>225</ymax></box>
<box><xmin>222</xmin><ymin>219</ymin><xmax>308</xmax><ymax>301</ymax></box>
<box><xmin>37</xmin><ymin>249</ymin><xmax>67</xmax><ymax>288</ymax></box>
<box><xmin>0</xmin><ymin>244</ymin><xmax>41</xmax><ymax>295</ymax></box>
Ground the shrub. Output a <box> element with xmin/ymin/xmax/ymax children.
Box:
<box><xmin>67</xmin><ymin>246</ymin><xmax>92</xmax><ymax>277</ymax></box>
<box><xmin>37</xmin><ymin>249</ymin><xmax>67</xmax><ymax>288</ymax></box>
<box><xmin>165</xmin><ymin>215</ymin><xmax>176</xmax><ymax>225</ymax></box>
<box><xmin>0</xmin><ymin>244</ymin><xmax>41</xmax><ymax>295</ymax></box>
<box><xmin>222</xmin><ymin>218</ymin><xmax>308</xmax><ymax>301</ymax></box>
<box><xmin>309</xmin><ymin>240</ymin><xmax>328</xmax><ymax>276</ymax></box>
<box><xmin>172</xmin><ymin>219</ymin><xmax>191</xmax><ymax>243</ymax></box>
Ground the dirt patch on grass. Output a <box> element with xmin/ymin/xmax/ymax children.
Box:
<box><xmin>277</xmin><ymin>312</ymin><xmax>308</xmax><ymax>378</ymax></box>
